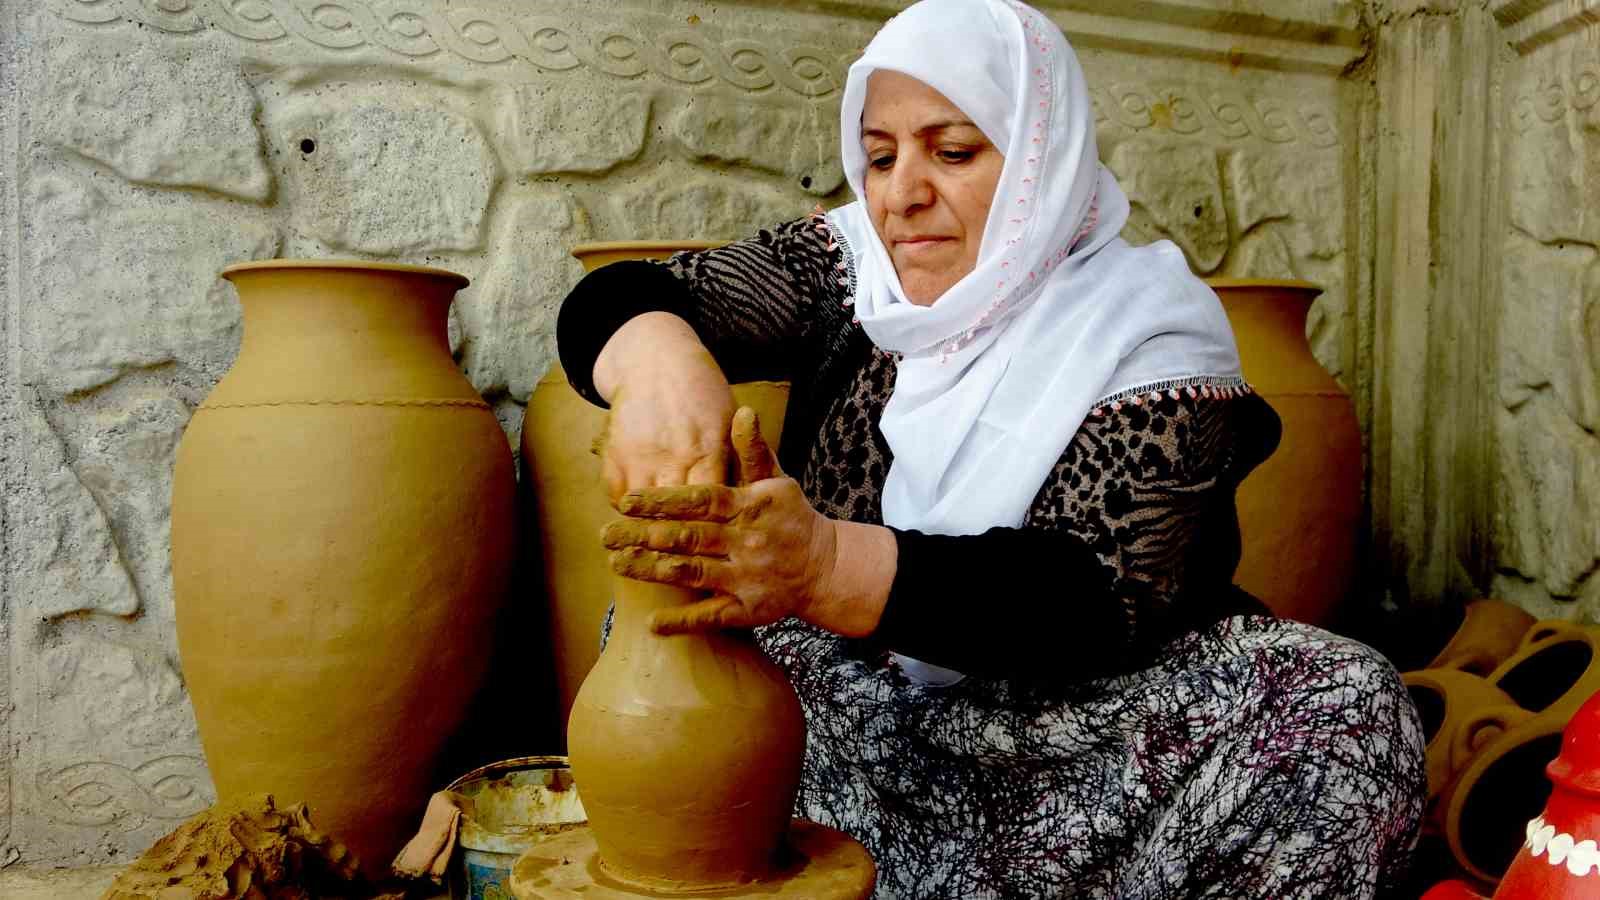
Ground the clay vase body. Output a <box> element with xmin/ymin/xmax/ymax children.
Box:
<box><xmin>1492</xmin><ymin>686</ymin><xmax>1600</xmax><ymax>898</ymax></box>
<box><xmin>172</xmin><ymin>261</ymin><xmax>515</xmax><ymax>877</ymax></box>
<box><xmin>521</xmin><ymin>241</ymin><xmax>787</xmax><ymax>740</ymax></box>
<box><xmin>1429</xmin><ymin>599</ymin><xmax>1539</xmax><ymax>676</ymax></box>
<box><xmin>1405</xmin><ymin>669</ymin><xmax>1526</xmax><ymax>829</ymax></box>
<box><xmin>1207</xmin><ymin>279</ymin><xmax>1360</xmax><ymax>627</ymax></box>
<box><xmin>565</xmin><ymin>576</ymin><xmax>806</xmax><ymax>890</ymax></box>
<box><xmin>1445</xmin><ymin>621</ymin><xmax>1600</xmax><ymax>884</ymax></box>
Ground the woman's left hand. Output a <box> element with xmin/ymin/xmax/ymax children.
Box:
<box><xmin>601</xmin><ymin>407</ymin><xmax>839</xmax><ymax>635</ymax></box>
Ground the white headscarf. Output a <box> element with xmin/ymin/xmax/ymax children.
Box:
<box><xmin>828</xmin><ymin>0</ymin><xmax>1244</xmax><ymax>684</ymax></box>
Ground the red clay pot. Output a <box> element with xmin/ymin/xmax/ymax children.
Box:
<box><xmin>1492</xmin><ymin>687</ymin><xmax>1600</xmax><ymax>898</ymax></box>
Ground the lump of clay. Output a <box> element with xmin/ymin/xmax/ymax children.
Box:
<box><xmin>103</xmin><ymin>794</ymin><xmax>364</xmax><ymax>900</ymax></box>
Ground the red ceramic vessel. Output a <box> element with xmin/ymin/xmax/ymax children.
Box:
<box><xmin>1492</xmin><ymin>687</ymin><xmax>1600</xmax><ymax>898</ymax></box>
<box><xmin>1422</xmin><ymin>880</ymin><xmax>1491</xmax><ymax>900</ymax></box>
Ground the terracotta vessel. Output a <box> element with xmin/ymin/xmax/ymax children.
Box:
<box><xmin>1405</xmin><ymin>668</ymin><xmax>1527</xmax><ymax>829</ymax></box>
<box><xmin>1207</xmin><ymin>279</ymin><xmax>1360</xmax><ymax>626</ymax></box>
<box><xmin>565</xmin><ymin>575</ymin><xmax>806</xmax><ymax>890</ymax></box>
<box><xmin>1429</xmin><ymin>599</ymin><xmax>1538</xmax><ymax>676</ymax></box>
<box><xmin>172</xmin><ymin>260</ymin><xmax>515</xmax><ymax>877</ymax></box>
<box><xmin>1424</xmin><ymin>881</ymin><xmax>1491</xmax><ymax>900</ymax></box>
<box><xmin>1444</xmin><ymin>621</ymin><xmax>1600</xmax><ymax>884</ymax></box>
<box><xmin>520</xmin><ymin>242</ymin><xmax>788</xmax><ymax>739</ymax></box>
<box><xmin>1492</xmin><ymin>687</ymin><xmax>1600</xmax><ymax>898</ymax></box>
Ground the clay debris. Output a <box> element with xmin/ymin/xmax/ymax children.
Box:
<box><xmin>102</xmin><ymin>794</ymin><xmax>367</xmax><ymax>900</ymax></box>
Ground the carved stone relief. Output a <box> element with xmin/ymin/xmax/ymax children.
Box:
<box><xmin>1494</xmin><ymin>39</ymin><xmax>1600</xmax><ymax>616</ymax></box>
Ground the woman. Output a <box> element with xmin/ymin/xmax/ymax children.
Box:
<box><xmin>556</xmin><ymin>1</ymin><xmax>1425</xmax><ymax>896</ymax></box>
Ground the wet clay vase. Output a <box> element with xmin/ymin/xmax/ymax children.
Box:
<box><xmin>1207</xmin><ymin>279</ymin><xmax>1360</xmax><ymax>627</ymax></box>
<box><xmin>172</xmin><ymin>260</ymin><xmax>515</xmax><ymax>877</ymax></box>
<box><xmin>520</xmin><ymin>241</ymin><xmax>788</xmax><ymax>740</ymax></box>
<box><xmin>1405</xmin><ymin>668</ymin><xmax>1527</xmax><ymax>830</ymax></box>
<box><xmin>1492</xmin><ymin>687</ymin><xmax>1600</xmax><ymax>898</ymax></box>
<box><xmin>565</xmin><ymin>574</ymin><xmax>807</xmax><ymax>890</ymax></box>
<box><xmin>1428</xmin><ymin>599</ymin><xmax>1539</xmax><ymax>676</ymax></box>
<box><xmin>1445</xmin><ymin>621</ymin><xmax>1600</xmax><ymax>884</ymax></box>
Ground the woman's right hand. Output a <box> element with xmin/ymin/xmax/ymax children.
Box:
<box><xmin>592</xmin><ymin>312</ymin><xmax>736</xmax><ymax>505</ymax></box>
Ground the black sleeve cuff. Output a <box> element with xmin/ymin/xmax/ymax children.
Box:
<box><xmin>874</xmin><ymin>526</ymin><xmax>1124</xmax><ymax>682</ymax></box>
<box><xmin>555</xmin><ymin>260</ymin><xmax>696</xmax><ymax>409</ymax></box>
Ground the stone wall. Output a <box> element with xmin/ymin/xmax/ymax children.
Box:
<box><xmin>1</xmin><ymin>0</ymin><xmax>1386</xmax><ymax>867</ymax></box>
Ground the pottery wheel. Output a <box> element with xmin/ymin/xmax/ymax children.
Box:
<box><xmin>507</xmin><ymin>818</ymin><xmax>874</xmax><ymax>900</ymax></box>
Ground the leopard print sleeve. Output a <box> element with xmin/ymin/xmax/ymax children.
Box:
<box><xmin>1026</xmin><ymin>388</ymin><xmax>1253</xmax><ymax>649</ymax></box>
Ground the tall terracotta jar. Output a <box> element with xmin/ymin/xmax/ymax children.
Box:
<box><xmin>172</xmin><ymin>260</ymin><xmax>516</xmax><ymax>877</ymax></box>
<box><xmin>520</xmin><ymin>242</ymin><xmax>788</xmax><ymax>741</ymax></box>
<box><xmin>1208</xmin><ymin>279</ymin><xmax>1361</xmax><ymax>626</ymax></box>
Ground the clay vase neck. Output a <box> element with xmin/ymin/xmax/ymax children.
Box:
<box><xmin>214</xmin><ymin>262</ymin><xmax>475</xmax><ymax>406</ymax></box>
<box><xmin>566</xmin><ymin>575</ymin><xmax>805</xmax><ymax>892</ymax></box>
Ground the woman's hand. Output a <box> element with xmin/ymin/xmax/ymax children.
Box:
<box><xmin>593</xmin><ymin>312</ymin><xmax>736</xmax><ymax>503</ymax></box>
<box><xmin>602</xmin><ymin>408</ymin><xmax>840</xmax><ymax>634</ymax></box>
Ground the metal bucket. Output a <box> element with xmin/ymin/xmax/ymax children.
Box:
<box><xmin>446</xmin><ymin>755</ymin><xmax>586</xmax><ymax>900</ymax></box>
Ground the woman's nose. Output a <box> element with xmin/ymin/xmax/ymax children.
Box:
<box><xmin>886</xmin><ymin>154</ymin><xmax>935</xmax><ymax>216</ymax></box>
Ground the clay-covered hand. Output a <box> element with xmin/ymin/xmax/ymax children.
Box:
<box><xmin>601</xmin><ymin>407</ymin><xmax>839</xmax><ymax>634</ymax></box>
<box><xmin>594</xmin><ymin>312</ymin><xmax>736</xmax><ymax>504</ymax></box>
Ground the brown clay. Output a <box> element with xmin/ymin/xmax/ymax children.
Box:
<box><xmin>1403</xmin><ymin>668</ymin><xmax>1526</xmax><ymax>830</ymax></box>
<box><xmin>565</xmin><ymin>575</ymin><xmax>807</xmax><ymax>891</ymax></box>
<box><xmin>1444</xmin><ymin>620</ymin><xmax>1600</xmax><ymax>883</ymax></box>
<box><xmin>1428</xmin><ymin>599</ymin><xmax>1539</xmax><ymax>675</ymax></box>
<box><xmin>508</xmin><ymin>819</ymin><xmax>876</xmax><ymax>900</ymax></box>
<box><xmin>172</xmin><ymin>261</ymin><xmax>516</xmax><ymax>878</ymax></box>
<box><xmin>1207</xmin><ymin>279</ymin><xmax>1361</xmax><ymax>626</ymax></box>
<box><xmin>521</xmin><ymin>243</ymin><xmax>787</xmax><ymax>740</ymax></box>
<box><xmin>102</xmin><ymin>794</ymin><xmax>360</xmax><ymax>900</ymax></box>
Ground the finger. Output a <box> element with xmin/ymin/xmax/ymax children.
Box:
<box><xmin>731</xmin><ymin>407</ymin><xmax>778</xmax><ymax>485</ymax></box>
<box><xmin>686</xmin><ymin>446</ymin><xmax>730</xmax><ymax>488</ymax></box>
<box><xmin>603</xmin><ymin>454</ymin><xmax>626</xmax><ymax>508</ymax></box>
<box><xmin>650</xmin><ymin>595</ymin><xmax>753</xmax><ymax>635</ymax></box>
<box><xmin>608</xmin><ymin>547</ymin><xmax>726</xmax><ymax>591</ymax></box>
<box><xmin>601</xmin><ymin>519</ymin><xmax>730</xmax><ymax>556</ymax></box>
<box><xmin>618</xmin><ymin>484</ymin><xmax>741</xmax><ymax>523</ymax></box>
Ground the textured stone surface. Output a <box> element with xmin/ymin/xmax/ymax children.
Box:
<box><xmin>31</xmin><ymin>33</ymin><xmax>272</xmax><ymax>202</ymax></box>
<box><xmin>1107</xmin><ymin>140</ymin><xmax>1229</xmax><ymax>274</ymax></box>
<box><xmin>277</xmin><ymin>104</ymin><xmax>498</xmax><ymax>255</ymax></box>
<box><xmin>22</xmin><ymin>172</ymin><xmax>281</xmax><ymax>396</ymax></box>
<box><xmin>501</xmin><ymin>85</ymin><xmax>652</xmax><ymax>176</ymax></box>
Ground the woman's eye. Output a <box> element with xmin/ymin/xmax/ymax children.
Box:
<box><xmin>938</xmin><ymin>149</ymin><xmax>975</xmax><ymax>163</ymax></box>
<box><xmin>868</xmin><ymin>154</ymin><xmax>895</xmax><ymax>170</ymax></box>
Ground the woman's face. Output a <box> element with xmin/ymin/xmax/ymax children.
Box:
<box><xmin>861</xmin><ymin>71</ymin><xmax>1004</xmax><ymax>306</ymax></box>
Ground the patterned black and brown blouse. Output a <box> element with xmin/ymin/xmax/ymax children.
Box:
<box><xmin>557</xmin><ymin>215</ymin><xmax>1426</xmax><ymax>900</ymax></box>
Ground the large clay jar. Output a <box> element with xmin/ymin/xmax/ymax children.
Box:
<box><xmin>565</xmin><ymin>575</ymin><xmax>806</xmax><ymax>890</ymax></box>
<box><xmin>1428</xmin><ymin>599</ymin><xmax>1539</xmax><ymax>676</ymax></box>
<box><xmin>1492</xmin><ymin>687</ymin><xmax>1600</xmax><ymax>898</ymax></box>
<box><xmin>172</xmin><ymin>260</ymin><xmax>515</xmax><ymax>877</ymax></box>
<box><xmin>1207</xmin><ymin>279</ymin><xmax>1360</xmax><ymax>626</ymax></box>
<box><xmin>520</xmin><ymin>241</ymin><xmax>788</xmax><ymax>740</ymax></box>
<box><xmin>1444</xmin><ymin>621</ymin><xmax>1600</xmax><ymax>884</ymax></box>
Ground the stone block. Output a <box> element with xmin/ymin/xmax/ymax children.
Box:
<box><xmin>611</xmin><ymin>169</ymin><xmax>810</xmax><ymax>241</ymax></box>
<box><xmin>23</xmin><ymin>173</ymin><xmax>281</xmax><ymax>396</ymax></box>
<box><xmin>500</xmin><ymin>85</ymin><xmax>651</xmax><ymax>176</ymax></box>
<box><xmin>31</xmin><ymin>32</ymin><xmax>271</xmax><ymax>202</ymax></box>
<box><xmin>455</xmin><ymin>191</ymin><xmax>592</xmax><ymax>402</ymax></box>
<box><xmin>278</xmin><ymin>104</ymin><xmax>498</xmax><ymax>255</ymax></box>
<box><xmin>671</xmin><ymin>94</ymin><xmax>844</xmax><ymax>195</ymax></box>
<box><xmin>1494</xmin><ymin>392</ymin><xmax>1600</xmax><ymax>599</ymax></box>
<box><xmin>1107</xmin><ymin>139</ymin><xmax>1229</xmax><ymax>274</ymax></box>
<box><xmin>1498</xmin><ymin>233</ymin><xmax>1600</xmax><ymax>432</ymax></box>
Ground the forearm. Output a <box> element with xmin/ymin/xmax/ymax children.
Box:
<box><xmin>592</xmin><ymin>312</ymin><xmax>711</xmax><ymax>405</ymax></box>
<box><xmin>802</xmin><ymin>520</ymin><xmax>896</xmax><ymax>638</ymax></box>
